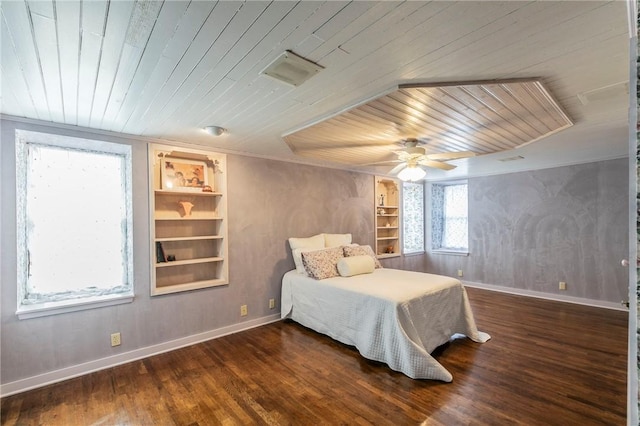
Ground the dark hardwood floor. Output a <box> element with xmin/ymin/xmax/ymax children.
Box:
<box><xmin>1</xmin><ymin>288</ymin><xmax>628</xmax><ymax>425</ymax></box>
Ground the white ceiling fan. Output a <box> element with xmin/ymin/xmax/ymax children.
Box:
<box><xmin>370</xmin><ymin>138</ymin><xmax>476</xmax><ymax>181</ymax></box>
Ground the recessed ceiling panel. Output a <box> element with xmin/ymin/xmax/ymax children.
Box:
<box><xmin>283</xmin><ymin>79</ymin><xmax>573</xmax><ymax>167</ymax></box>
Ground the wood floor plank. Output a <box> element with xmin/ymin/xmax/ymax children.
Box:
<box><xmin>1</xmin><ymin>288</ymin><xmax>627</xmax><ymax>425</ymax></box>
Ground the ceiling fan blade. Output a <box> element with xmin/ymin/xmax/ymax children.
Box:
<box><xmin>418</xmin><ymin>159</ymin><xmax>456</xmax><ymax>171</ymax></box>
<box><xmin>426</xmin><ymin>151</ymin><xmax>476</xmax><ymax>161</ymax></box>
<box><xmin>290</xmin><ymin>140</ymin><xmax>395</xmax><ymax>152</ymax></box>
<box><xmin>389</xmin><ymin>163</ymin><xmax>408</xmax><ymax>175</ymax></box>
<box><xmin>358</xmin><ymin>159</ymin><xmax>403</xmax><ymax>166</ymax></box>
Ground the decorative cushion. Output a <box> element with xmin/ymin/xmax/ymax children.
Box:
<box><xmin>324</xmin><ymin>233</ymin><xmax>352</xmax><ymax>248</ymax></box>
<box><xmin>289</xmin><ymin>234</ymin><xmax>326</xmax><ymax>274</ymax></box>
<box><xmin>301</xmin><ymin>247</ymin><xmax>344</xmax><ymax>280</ymax></box>
<box><xmin>337</xmin><ymin>255</ymin><xmax>375</xmax><ymax>277</ymax></box>
<box><xmin>343</xmin><ymin>244</ymin><xmax>383</xmax><ymax>269</ymax></box>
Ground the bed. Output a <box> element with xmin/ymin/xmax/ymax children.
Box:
<box><xmin>281</xmin><ymin>234</ymin><xmax>490</xmax><ymax>381</ymax></box>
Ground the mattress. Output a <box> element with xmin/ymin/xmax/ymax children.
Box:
<box><xmin>281</xmin><ymin>268</ymin><xmax>490</xmax><ymax>381</ymax></box>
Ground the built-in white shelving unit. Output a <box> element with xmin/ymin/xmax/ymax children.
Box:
<box><xmin>375</xmin><ymin>176</ymin><xmax>401</xmax><ymax>258</ymax></box>
<box><xmin>149</xmin><ymin>144</ymin><xmax>228</xmax><ymax>296</ymax></box>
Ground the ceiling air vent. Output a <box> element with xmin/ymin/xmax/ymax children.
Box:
<box><xmin>577</xmin><ymin>81</ymin><xmax>628</xmax><ymax>106</ymax></box>
<box><xmin>260</xmin><ymin>51</ymin><xmax>324</xmax><ymax>87</ymax></box>
<box><xmin>498</xmin><ymin>155</ymin><xmax>525</xmax><ymax>162</ymax></box>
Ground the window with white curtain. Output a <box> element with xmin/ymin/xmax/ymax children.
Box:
<box><xmin>431</xmin><ymin>181</ymin><xmax>468</xmax><ymax>252</ymax></box>
<box><xmin>15</xmin><ymin>130</ymin><xmax>134</xmax><ymax>319</ymax></box>
<box><xmin>402</xmin><ymin>181</ymin><xmax>425</xmax><ymax>253</ymax></box>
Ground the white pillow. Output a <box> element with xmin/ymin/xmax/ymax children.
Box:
<box><xmin>289</xmin><ymin>234</ymin><xmax>325</xmax><ymax>274</ymax></box>
<box><xmin>288</xmin><ymin>234</ymin><xmax>325</xmax><ymax>251</ymax></box>
<box><xmin>324</xmin><ymin>233</ymin><xmax>352</xmax><ymax>247</ymax></box>
<box><xmin>292</xmin><ymin>248</ymin><xmax>314</xmax><ymax>275</ymax></box>
<box><xmin>337</xmin><ymin>255</ymin><xmax>375</xmax><ymax>277</ymax></box>
<box><xmin>343</xmin><ymin>244</ymin><xmax>383</xmax><ymax>269</ymax></box>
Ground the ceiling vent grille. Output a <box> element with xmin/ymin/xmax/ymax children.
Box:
<box><xmin>498</xmin><ymin>155</ymin><xmax>525</xmax><ymax>162</ymax></box>
<box><xmin>577</xmin><ymin>81</ymin><xmax>628</xmax><ymax>105</ymax></box>
<box><xmin>260</xmin><ymin>51</ymin><xmax>324</xmax><ymax>87</ymax></box>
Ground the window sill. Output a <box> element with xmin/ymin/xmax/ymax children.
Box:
<box><xmin>403</xmin><ymin>250</ymin><xmax>426</xmax><ymax>257</ymax></box>
<box><xmin>431</xmin><ymin>249</ymin><xmax>469</xmax><ymax>256</ymax></box>
<box><xmin>16</xmin><ymin>293</ymin><xmax>134</xmax><ymax>320</ymax></box>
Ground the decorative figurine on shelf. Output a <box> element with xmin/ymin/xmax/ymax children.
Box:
<box><xmin>377</xmin><ymin>208</ymin><xmax>385</xmax><ymax>215</ymax></box>
<box><xmin>385</xmin><ymin>245</ymin><xmax>394</xmax><ymax>254</ymax></box>
<box><xmin>167</xmin><ymin>255</ymin><xmax>176</xmax><ymax>262</ymax></box>
<box><xmin>179</xmin><ymin>201</ymin><xmax>194</xmax><ymax>217</ymax></box>
<box><xmin>379</xmin><ymin>194</ymin><xmax>385</xmax><ymax>206</ymax></box>
<box><xmin>202</xmin><ymin>185</ymin><xmax>213</xmax><ymax>193</ymax></box>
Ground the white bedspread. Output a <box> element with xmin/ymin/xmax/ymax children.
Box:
<box><xmin>281</xmin><ymin>268</ymin><xmax>490</xmax><ymax>381</ymax></box>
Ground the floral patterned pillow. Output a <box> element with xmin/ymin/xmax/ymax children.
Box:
<box><xmin>343</xmin><ymin>245</ymin><xmax>383</xmax><ymax>269</ymax></box>
<box><xmin>301</xmin><ymin>247</ymin><xmax>344</xmax><ymax>280</ymax></box>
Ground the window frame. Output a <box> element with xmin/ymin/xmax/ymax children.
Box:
<box><xmin>430</xmin><ymin>180</ymin><xmax>470</xmax><ymax>256</ymax></box>
<box><xmin>402</xmin><ymin>181</ymin><xmax>425</xmax><ymax>255</ymax></box>
<box><xmin>15</xmin><ymin>130</ymin><xmax>134</xmax><ymax>319</ymax></box>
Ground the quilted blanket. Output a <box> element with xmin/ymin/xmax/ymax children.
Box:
<box><xmin>281</xmin><ymin>268</ymin><xmax>490</xmax><ymax>381</ymax></box>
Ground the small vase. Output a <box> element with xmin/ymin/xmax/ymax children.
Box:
<box><xmin>179</xmin><ymin>201</ymin><xmax>194</xmax><ymax>216</ymax></box>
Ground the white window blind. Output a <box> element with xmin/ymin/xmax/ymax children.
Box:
<box><xmin>15</xmin><ymin>130</ymin><xmax>134</xmax><ymax>318</ymax></box>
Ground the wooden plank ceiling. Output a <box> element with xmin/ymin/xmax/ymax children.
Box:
<box><xmin>283</xmin><ymin>79</ymin><xmax>573</xmax><ymax>166</ymax></box>
<box><xmin>0</xmin><ymin>1</ymin><xmax>629</xmax><ymax>177</ymax></box>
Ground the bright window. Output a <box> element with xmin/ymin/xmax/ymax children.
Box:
<box><xmin>431</xmin><ymin>182</ymin><xmax>468</xmax><ymax>252</ymax></box>
<box><xmin>402</xmin><ymin>182</ymin><xmax>425</xmax><ymax>253</ymax></box>
<box><xmin>15</xmin><ymin>130</ymin><xmax>134</xmax><ymax>319</ymax></box>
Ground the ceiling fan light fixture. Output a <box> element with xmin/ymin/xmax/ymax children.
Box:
<box><xmin>397</xmin><ymin>165</ymin><xmax>426</xmax><ymax>182</ymax></box>
<box><xmin>204</xmin><ymin>126</ymin><xmax>226</xmax><ymax>136</ymax></box>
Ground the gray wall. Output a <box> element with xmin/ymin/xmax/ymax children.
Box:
<box><xmin>427</xmin><ymin>159</ymin><xmax>628</xmax><ymax>303</ymax></box>
<box><xmin>1</xmin><ymin>118</ymin><xmax>407</xmax><ymax>384</ymax></box>
<box><xmin>227</xmin><ymin>154</ymin><xmax>376</xmax><ymax>311</ymax></box>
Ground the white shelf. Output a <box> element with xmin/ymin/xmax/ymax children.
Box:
<box><xmin>153</xmin><ymin>278</ymin><xmax>229</xmax><ymax>295</ymax></box>
<box><xmin>156</xmin><ymin>236</ymin><xmax>223</xmax><ymax>242</ymax></box>
<box><xmin>156</xmin><ymin>256</ymin><xmax>223</xmax><ymax>268</ymax></box>
<box><xmin>377</xmin><ymin>253</ymin><xmax>399</xmax><ymax>259</ymax></box>
<box><xmin>154</xmin><ymin>217</ymin><xmax>223</xmax><ymax>221</ymax></box>
<box><xmin>377</xmin><ymin>226</ymin><xmax>398</xmax><ymax>230</ymax></box>
<box><xmin>377</xmin><ymin>237</ymin><xmax>399</xmax><ymax>241</ymax></box>
<box><xmin>155</xmin><ymin>190</ymin><xmax>222</xmax><ymax>197</ymax></box>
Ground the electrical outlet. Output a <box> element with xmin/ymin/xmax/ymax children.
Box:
<box><xmin>457</xmin><ymin>269</ymin><xmax>463</xmax><ymax>277</ymax></box>
<box><xmin>269</xmin><ymin>298</ymin><xmax>275</xmax><ymax>309</ymax></box>
<box><xmin>110</xmin><ymin>332</ymin><xmax>121</xmax><ymax>347</ymax></box>
<box><xmin>240</xmin><ymin>305</ymin><xmax>248</xmax><ymax>316</ymax></box>
<box><xmin>559</xmin><ymin>281</ymin><xmax>567</xmax><ymax>290</ymax></box>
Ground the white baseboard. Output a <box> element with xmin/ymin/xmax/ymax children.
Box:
<box><xmin>462</xmin><ymin>280</ymin><xmax>627</xmax><ymax>311</ymax></box>
<box><xmin>1</xmin><ymin>314</ymin><xmax>281</xmax><ymax>398</ymax></box>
